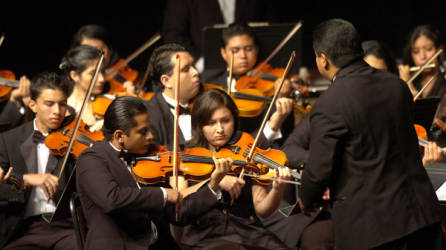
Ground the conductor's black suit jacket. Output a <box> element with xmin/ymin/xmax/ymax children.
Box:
<box><xmin>302</xmin><ymin>60</ymin><xmax>441</xmax><ymax>250</ymax></box>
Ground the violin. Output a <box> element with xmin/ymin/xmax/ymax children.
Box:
<box><xmin>130</xmin><ymin>143</ymin><xmax>264</xmax><ymax>185</ymax></box>
<box><xmin>45</xmin><ymin>117</ymin><xmax>104</xmax><ymax>157</ymax></box>
<box><xmin>0</xmin><ymin>70</ymin><xmax>19</xmax><ymax>101</ymax></box>
<box><xmin>235</xmin><ymin>62</ymin><xmax>284</xmax><ymax>97</ymax></box>
<box><xmin>105</xmin><ymin>58</ymin><xmax>139</xmax><ymax>88</ymax></box>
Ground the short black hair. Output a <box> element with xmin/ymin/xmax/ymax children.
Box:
<box><xmin>362</xmin><ymin>40</ymin><xmax>397</xmax><ymax>74</ymax></box>
<box><xmin>102</xmin><ymin>96</ymin><xmax>149</xmax><ymax>141</ymax></box>
<box><xmin>313</xmin><ymin>18</ymin><xmax>363</xmax><ymax>68</ymax></box>
<box><xmin>148</xmin><ymin>43</ymin><xmax>188</xmax><ymax>91</ymax></box>
<box><xmin>221</xmin><ymin>22</ymin><xmax>258</xmax><ymax>47</ymax></box>
<box><xmin>71</xmin><ymin>24</ymin><xmax>112</xmax><ymax>49</ymax></box>
<box><xmin>30</xmin><ymin>72</ymin><xmax>70</xmax><ymax>101</ymax></box>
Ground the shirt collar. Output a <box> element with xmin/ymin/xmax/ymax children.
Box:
<box><xmin>33</xmin><ymin>119</ymin><xmax>49</xmax><ymax>136</ymax></box>
<box><xmin>162</xmin><ymin>93</ymin><xmax>189</xmax><ymax>109</ymax></box>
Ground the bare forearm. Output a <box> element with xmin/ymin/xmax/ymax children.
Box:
<box><xmin>253</xmin><ymin>184</ymin><xmax>285</xmax><ymax>218</ymax></box>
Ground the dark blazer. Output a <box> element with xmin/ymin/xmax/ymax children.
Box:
<box><xmin>302</xmin><ymin>60</ymin><xmax>441</xmax><ymax>250</ymax></box>
<box><xmin>0</xmin><ymin>121</ymin><xmax>74</xmax><ymax>247</ymax></box>
<box><xmin>0</xmin><ymin>101</ymin><xmax>28</xmax><ymax>133</ymax></box>
<box><xmin>162</xmin><ymin>0</ymin><xmax>277</xmax><ymax>60</ymax></box>
<box><xmin>76</xmin><ymin>140</ymin><xmax>219</xmax><ymax>250</ymax></box>
<box><xmin>145</xmin><ymin>92</ymin><xmax>186</xmax><ymax>147</ymax></box>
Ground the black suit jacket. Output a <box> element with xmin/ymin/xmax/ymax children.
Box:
<box><xmin>0</xmin><ymin>121</ymin><xmax>74</xmax><ymax>247</ymax></box>
<box><xmin>303</xmin><ymin>60</ymin><xmax>441</xmax><ymax>250</ymax></box>
<box><xmin>145</xmin><ymin>92</ymin><xmax>187</xmax><ymax>147</ymax></box>
<box><xmin>76</xmin><ymin>140</ymin><xmax>219</xmax><ymax>250</ymax></box>
<box><xmin>162</xmin><ymin>0</ymin><xmax>277</xmax><ymax>60</ymax></box>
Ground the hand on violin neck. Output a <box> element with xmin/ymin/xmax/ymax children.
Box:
<box><xmin>271</xmin><ymin>166</ymin><xmax>292</xmax><ymax>192</ymax></box>
<box><xmin>268</xmin><ymin>97</ymin><xmax>293</xmax><ymax>131</ymax></box>
<box><xmin>422</xmin><ymin>142</ymin><xmax>444</xmax><ymax>167</ymax></box>
<box><xmin>274</xmin><ymin>78</ymin><xmax>292</xmax><ymax>98</ymax></box>
<box><xmin>218</xmin><ymin>175</ymin><xmax>245</xmax><ymax>201</ymax></box>
<box><xmin>209</xmin><ymin>156</ymin><xmax>233</xmax><ymax>192</ymax></box>
<box><xmin>10</xmin><ymin>75</ymin><xmax>31</xmax><ymax>106</ymax></box>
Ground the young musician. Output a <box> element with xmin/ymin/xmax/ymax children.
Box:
<box><xmin>201</xmin><ymin>23</ymin><xmax>294</xmax><ymax>141</ymax></box>
<box><xmin>181</xmin><ymin>88</ymin><xmax>291</xmax><ymax>249</ymax></box>
<box><xmin>398</xmin><ymin>24</ymin><xmax>446</xmax><ymax>99</ymax></box>
<box><xmin>146</xmin><ymin>42</ymin><xmax>292</xmax><ymax>148</ymax></box>
<box><xmin>0</xmin><ymin>72</ymin><xmax>76</xmax><ymax>249</ymax></box>
<box><xmin>75</xmin><ymin>96</ymin><xmax>231</xmax><ymax>250</ymax></box>
<box><xmin>301</xmin><ymin>18</ymin><xmax>444</xmax><ymax>250</ymax></box>
<box><xmin>70</xmin><ymin>24</ymin><xmax>136</xmax><ymax>94</ymax></box>
<box><xmin>59</xmin><ymin>45</ymin><xmax>106</xmax><ymax>131</ymax></box>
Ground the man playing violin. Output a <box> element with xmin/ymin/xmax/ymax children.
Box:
<box><xmin>146</xmin><ymin>42</ymin><xmax>292</xmax><ymax>150</ymax></box>
<box><xmin>0</xmin><ymin>72</ymin><xmax>77</xmax><ymax>249</ymax></box>
<box><xmin>201</xmin><ymin>23</ymin><xmax>295</xmax><ymax>143</ymax></box>
<box><xmin>300</xmin><ymin>18</ymin><xmax>444</xmax><ymax>250</ymax></box>
<box><xmin>75</xmin><ymin>96</ymin><xmax>231</xmax><ymax>250</ymax></box>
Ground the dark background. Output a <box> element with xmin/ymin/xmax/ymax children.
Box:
<box><xmin>1</xmin><ymin>0</ymin><xmax>445</xmax><ymax>79</ymax></box>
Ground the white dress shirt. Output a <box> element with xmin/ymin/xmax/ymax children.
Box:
<box><xmin>29</xmin><ymin>119</ymin><xmax>56</xmax><ymax>216</ymax></box>
<box><xmin>162</xmin><ymin>93</ymin><xmax>192</xmax><ymax>142</ymax></box>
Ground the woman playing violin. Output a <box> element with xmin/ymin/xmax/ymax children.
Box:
<box><xmin>181</xmin><ymin>88</ymin><xmax>291</xmax><ymax>250</ymax></box>
<box><xmin>70</xmin><ymin>24</ymin><xmax>136</xmax><ymax>96</ymax></box>
<box><xmin>60</xmin><ymin>45</ymin><xmax>107</xmax><ymax>131</ymax></box>
<box><xmin>398</xmin><ymin>25</ymin><xmax>446</xmax><ymax>98</ymax></box>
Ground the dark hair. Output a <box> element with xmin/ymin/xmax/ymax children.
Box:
<box><xmin>190</xmin><ymin>89</ymin><xmax>240</xmax><ymax>148</ymax></box>
<box><xmin>59</xmin><ymin>45</ymin><xmax>102</xmax><ymax>90</ymax></box>
<box><xmin>70</xmin><ymin>24</ymin><xmax>118</xmax><ymax>66</ymax></box>
<box><xmin>221</xmin><ymin>22</ymin><xmax>258</xmax><ymax>47</ymax></box>
<box><xmin>148</xmin><ymin>43</ymin><xmax>187</xmax><ymax>91</ymax></box>
<box><xmin>30</xmin><ymin>72</ymin><xmax>70</xmax><ymax>100</ymax></box>
<box><xmin>402</xmin><ymin>25</ymin><xmax>444</xmax><ymax>66</ymax></box>
<box><xmin>313</xmin><ymin>18</ymin><xmax>363</xmax><ymax>68</ymax></box>
<box><xmin>362</xmin><ymin>40</ymin><xmax>398</xmax><ymax>74</ymax></box>
<box><xmin>71</xmin><ymin>24</ymin><xmax>112</xmax><ymax>49</ymax></box>
<box><xmin>102</xmin><ymin>96</ymin><xmax>149</xmax><ymax>141</ymax></box>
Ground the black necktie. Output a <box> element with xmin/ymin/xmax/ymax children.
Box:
<box><xmin>32</xmin><ymin>130</ymin><xmax>46</xmax><ymax>144</ymax></box>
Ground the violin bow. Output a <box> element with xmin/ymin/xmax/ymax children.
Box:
<box><xmin>406</xmin><ymin>48</ymin><xmax>443</xmax><ymax>96</ymax></box>
<box><xmin>106</xmin><ymin>32</ymin><xmax>161</xmax><ymax>78</ymax></box>
<box><xmin>42</xmin><ymin>51</ymin><xmax>105</xmax><ymax>224</ymax></box>
<box><xmin>240</xmin><ymin>21</ymin><xmax>303</xmax><ymax>89</ymax></box>
<box><xmin>136</xmin><ymin>58</ymin><xmax>151</xmax><ymax>95</ymax></box>
<box><xmin>227</xmin><ymin>51</ymin><xmax>234</xmax><ymax>95</ymax></box>
<box><xmin>173</xmin><ymin>54</ymin><xmax>181</xmax><ymax>221</ymax></box>
<box><xmin>413</xmin><ymin>76</ymin><xmax>435</xmax><ymax>101</ymax></box>
<box><xmin>0</xmin><ymin>33</ymin><xmax>5</xmax><ymax>48</ymax></box>
<box><xmin>239</xmin><ymin>51</ymin><xmax>296</xmax><ymax>178</ymax></box>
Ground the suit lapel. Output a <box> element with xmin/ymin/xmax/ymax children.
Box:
<box><xmin>19</xmin><ymin>124</ymin><xmax>38</xmax><ymax>174</ymax></box>
<box><xmin>155</xmin><ymin>93</ymin><xmax>186</xmax><ymax>146</ymax></box>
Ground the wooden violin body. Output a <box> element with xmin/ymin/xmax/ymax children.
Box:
<box><xmin>0</xmin><ymin>70</ymin><xmax>19</xmax><ymax>101</ymax></box>
<box><xmin>45</xmin><ymin>117</ymin><xmax>104</xmax><ymax>157</ymax></box>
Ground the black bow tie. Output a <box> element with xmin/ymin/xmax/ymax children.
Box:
<box><xmin>32</xmin><ymin>130</ymin><xmax>46</xmax><ymax>144</ymax></box>
<box><xmin>168</xmin><ymin>104</ymin><xmax>191</xmax><ymax>115</ymax></box>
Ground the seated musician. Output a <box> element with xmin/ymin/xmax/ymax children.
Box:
<box><xmin>145</xmin><ymin>42</ymin><xmax>292</xmax><ymax>148</ymax></box>
<box><xmin>180</xmin><ymin>88</ymin><xmax>291</xmax><ymax>249</ymax></box>
<box><xmin>201</xmin><ymin>23</ymin><xmax>294</xmax><ymax>141</ymax></box>
<box><xmin>0</xmin><ymin>72</ymin><xmax>77</xmax><ymax>249</ymax></box>
<box><xmin>69</xmin><ymin>24</ymin><xmax>136</xmax><ymax>95</ymax></box>
<box><xmin>59</xmin><ymin>45</ymin><xmax>108</xmax><ymax>131</ymax></box>
<box><xmin>75</xmin><ymin>96</ymin><xmax>231</xmax><ymax>250</ymax></box>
